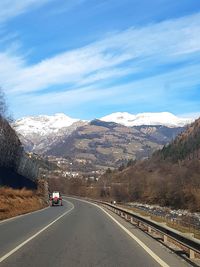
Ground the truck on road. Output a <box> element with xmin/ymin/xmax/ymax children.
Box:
<box><xmin>49</xmin><ymin>191</ymin><xmax>63</xmax><ymax>206</ymax></box>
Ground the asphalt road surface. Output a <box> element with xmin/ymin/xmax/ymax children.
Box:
<box><xmin>0</xmin><ymin>198</ymin><xmax>192</xmax><ymax>267</ymax></box>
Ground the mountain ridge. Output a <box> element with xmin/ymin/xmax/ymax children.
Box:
<box><xmin>13</xmin><ymin>112</ymin><xmax>192</xmax><ymax>170</ymax></box>
<box><xmin>155</xmin><ymin>117</ymin><xmax>200</xmax><ymax>162</ymax></box>
<box><xmin>14</xmin><ymin>112</ymin><xmax>194</xmax><ymax>137</ymax></box>
<box><xmin>97</xmin><ymin>116</ymin><xmax>200</xmax><ymax>210</ymax></box>
<box><xmin>100</xmin><ymin>112</ymin><xmax>193</xmax><ymax>127</ymax></box>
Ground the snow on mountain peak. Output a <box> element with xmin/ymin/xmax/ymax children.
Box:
<box><xmin>14</xmin><ymin>112</ymin><xmax>195</xmax><ymax>139</ymax></box>
<box><xmin>100</xmin><ymin>112</ymin><xmax>194</xmax><ymax>127</ymax></box>
<box><xmin>14</xmin><ymin>113</ymin><xmax>81</xmax><ymax>136</ymax></box>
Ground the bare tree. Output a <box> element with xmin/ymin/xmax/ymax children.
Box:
<box><xmin>0</xmin><ymin>88</ymin><xmax>8</xmax><ymax>119</ymax></box>
<box><xmin>0</xmin><ymin>87</ymin><xmax>13</xmax><ymax>122</ymax></box>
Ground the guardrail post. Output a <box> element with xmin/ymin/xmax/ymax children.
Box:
<box><xmin>98</xmin><ymin>200</ymin><xmax>200</xmax><ymax>261</ymax></box>
<box><xmin>189</xmin><ymin>249</ymin><xmax>195</xmax><ymax>259</ymax></box>
<box><xmin>148</xmin><ymin>226</ymin><xmax>152</xmax><ymax>233</ymax></box>
<box><xmin>185</xmin><ymin>233</ymin><xmax>194</xmax><ymax>238</ymax></box>
<box><xmin>164</xmin><ymin>235</ymin><xmax>168</xmax><ymax>243</ymax></box>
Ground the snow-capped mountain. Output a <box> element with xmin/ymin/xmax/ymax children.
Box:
<box><xmin>13</xmin><ymin>113</ymin><xmax>87</xmax><ymax>152</ymax></box>
<box><xmin>14</xmin><ymin>112</ymin><xmax>194</xmax><ymax>139</ymax></box>
<box><xmin>100</xmin><ymin>112</ymin><xmax>194</xmax><ymax>127</ymax></box>
<box><xmin>13</xmin><ymin>112</ymin><xmax>194</xmax><ymax>166</ymax></box>
<box><xmin>14</xmin><ymin>113</ymin><xmax>84</xmax><ymax>136</ymax></box>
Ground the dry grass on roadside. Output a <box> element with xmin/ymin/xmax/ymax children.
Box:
<box><xmin>0</xmin><ymin>187</ymin><xmax>46</xmax><ymax>220</ymax></box>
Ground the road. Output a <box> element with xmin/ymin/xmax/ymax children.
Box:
<box><xmin>0</xmin><ymin>198</ymin><xmax>191</xmax><ymax>267</ymax></box>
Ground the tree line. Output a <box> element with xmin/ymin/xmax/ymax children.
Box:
<box><xmin>0</xmin><ymin>88</ymin><xmax>22</xmax><ymax>169</ymax></box>
<box><xmin>49</xmin><ymin>118</ymin><xmax>200</xmax><ymax>212</ymax></box>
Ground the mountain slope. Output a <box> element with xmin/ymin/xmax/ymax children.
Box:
<box><xmin>13</xmin><ymin>112</ymin><xmax>190</xmax><ymax>169</ymax></box>
<box><xmin>156</xmin><ymin>117</ymin><xmax>200</xmax><ymax>162</ymax></box>
<box><xmin>14</xmin><ymin>113</ymin><xmax>83</xmax><ymax>136</ymax></box>
<box><xmin>97</xmin><ymin>116</ymin><xmax>200</xmax><ymax>210</ymax></box>
<box><xmin>45</xmin><ymin>120</ymin><xmax>185</xmax><ymax>169</ymax></box>
<box><xmin>14</xmin><ymin>114</ymin><xmax>87</xmax><ymax>152</ymax></box>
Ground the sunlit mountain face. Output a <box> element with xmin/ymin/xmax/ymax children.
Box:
<box><xmin>13</xmin><ymin>112</ymin><xmax>190</xmax><ymax>169</ymax></box>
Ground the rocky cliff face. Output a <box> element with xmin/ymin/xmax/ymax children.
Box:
<box><xmin>0</xmin><ymin>117</ymin><xmax>21</xmax><ymax>169</ymax></box>
<box><xmin>0</xmin><ymin>117</ymin><xmax>39</xmax><ymax>188</ymax></box>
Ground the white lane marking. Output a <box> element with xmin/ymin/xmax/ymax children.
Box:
<box><xmin>0</xmin><ymin>206</ymin><xmax>50</xmax><ymax>225</ymax></box>
<box><xmin>0</xmin><ymin>200</ymin><xmax>74</xmax><ymax>263</ymax></box>
<box><xmin>69</xmin><ymin>197</ymin><xmax>169</xmax><ymax>267</ymax></box>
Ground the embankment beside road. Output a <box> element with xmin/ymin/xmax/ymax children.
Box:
<box><xmin>0</xmin><ymin>187</ymin><xmax>47</xmax><ymax>220</ymax></box>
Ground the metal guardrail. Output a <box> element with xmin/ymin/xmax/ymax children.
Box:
<box><xmin>90</xmin><ymin>199</ymin><xmax>200</xmax><ymax>260</ymax></box>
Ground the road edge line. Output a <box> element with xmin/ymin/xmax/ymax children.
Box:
<box><xmin>0</xmin><ymin>200</ymin><xmax>74</xmax><ymax>263</ymax></box>
<box><xmin>69</xmin><ymin>197</ymin><xmax>170</xmax><ymax>267</ymax></box>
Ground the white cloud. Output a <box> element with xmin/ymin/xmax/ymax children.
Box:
<box><xmin>1</xmin><ymin>11</ymin><xmax>200</xmax><ymax>100</ymax></box>
<box><xmin>11</xmin><ymin>61</ymin><xmax>200</xmax><ymax>117</ymax></box>
<box><xmin>0</xmin><ymin>0</ymin><xmax>52</xmax><ymax>23</ymax></box>
<box><xmin>0</xmin><ymin>52</ymin><xmax>25</xmax><ymax>88</ymax></box>
<box><xmin>77</xmin><ymin>67</ymin><xmax>135</xmax><ymax>86</ymax></box>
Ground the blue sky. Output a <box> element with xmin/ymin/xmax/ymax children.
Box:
<box><xmin>0</xmin><ymin>0</ymin><xmax>200</xmax><ymax>119</ymax></box>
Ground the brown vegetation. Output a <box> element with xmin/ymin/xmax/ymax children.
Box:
<box><xmin>156</xmin><ymin>117</ymin><xmax>200</xmax><ymax>162</ymax></box>
<box><xmin>47</xmin><ymin>157</ymin><xmax>200</xmax><ymax>212</ymax></box>
<box><xmin>52</xmin><ymin>118</ymin><xmax>200</xmax><ymax>212</ymax></box>
<box><xmin>95</xmin><ymin>158</ymin><xmax>200</xmax><ymax>211</ymax></box>
<box><xmin>92</xmin><ymin>118</ymin><xmax>200</xmax><ymax>211</ymax></box>
<box><xmin>0</xmin><ymin>187</ymin><xmax>47</xmax><ymax>220</ymax></box>
<box><xmin>0</xmin><ymin>89</ymin><xmax>48</xmax><ymax>220</ymax></box>
<box><xmin>48</xmin><ymin>176</ymin><xmax>89</xmax><ymax>197</ymax></box>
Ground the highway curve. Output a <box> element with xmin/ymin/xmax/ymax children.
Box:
<box><xmin>0</xmin><ymin>198</ymin><xmax>191</xmax><ymax>267</ymax></box>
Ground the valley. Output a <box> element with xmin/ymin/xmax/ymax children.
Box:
<box><xmin>14</xmin><ymin>112</ymin><xmax>190</xmax><ymax>172</ymax></box>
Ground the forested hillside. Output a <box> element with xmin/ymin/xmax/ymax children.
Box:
<box><xmin>97</xmin><ymin>118</ymin><xmax>200</xmax><ymax>210</ymax></box>
<box><xmin>156</xmin><ymin>118</ymin><xmax>200</xmax><ymax>162</ymax></box>
<box><xmin>67</xmin><ymin>118</ymin><xmax>200</xmax><ymax>211</ymax></box>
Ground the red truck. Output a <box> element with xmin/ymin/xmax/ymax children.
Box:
<box><xmin>49</xmin><ymin>191</ymin><xmax>63</xmax><ymax>206</ymax></box>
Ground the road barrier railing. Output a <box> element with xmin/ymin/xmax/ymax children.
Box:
<box><xmin>87</xmin><ymin>198</ymin><xmax>200</xmax><ymax>260</ymax></box>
